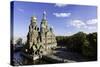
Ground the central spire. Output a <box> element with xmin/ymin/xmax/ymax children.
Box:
<box><xmin>43</xmin><ymin>11</ymin><xmax>46</xmax><ymax>20</ymax></box>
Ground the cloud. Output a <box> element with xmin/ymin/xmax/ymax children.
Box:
<box><xmin>70</xmin><ymin>20</ymin><xmax>86</xmax><ymax>28</ymax></box>
<box><xmin>86</xmin><ymin>19</ymin><xmax>98</xmax><ymax>25</ymax></box>
<box><xmin>53</xmin><ymin>12</ymin><xmax>71</xmax><ymax>18</ymax></box>
<box><xmin>86</xmin><ymin>26</ymin><xmax>97</xmax><ymax>30</ymax></box>
<box><xmin>70</xmin><ymin>19</ymin><xmax>97</xmax><ymax>30</ymax></box>
<box><xmin>85</xmin><ymin>19</ymin><xmax>97</xmax><ymax>30</ymax></box>
<box><xmin>55</xmin><ymin>3</ymin><xmax>68</xmax><ymax>7</ymax></box>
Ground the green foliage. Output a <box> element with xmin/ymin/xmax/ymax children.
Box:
<box><xmin>56</xmin><ymin>32</ymin><xmax>97</xmax><ymax>60</ymax></box>
<box><xmin>70</xmin><ymin>32</ymin><xmax>87</xmax><ymax>52</ymax></box>
<box><xmin>56</xmin><ymin>36</ymin><xmax>66</xmax><ymax>46</ymax></box>
<box><xmin>82</xmin><ymin>32</ymin><xmax>97</xmax><ymax>59</ymax></box>
<box><xmin>16</xmin><ymin>38</ymin><xmax>22</xmax><ymax>45</ymax></box>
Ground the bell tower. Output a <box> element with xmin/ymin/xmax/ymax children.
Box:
<box><xmin>40</xmin><ymin>11</ymin><xmax>48</xmax><ymax>33</ymax></box>
<box><xmin>27</xmin><ymin>16</ymin><xmax>38</xmax><ymax>49</ymax></box>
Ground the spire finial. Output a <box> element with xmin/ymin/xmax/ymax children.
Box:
<box><xmin>43</xmin><ymin>11</ymin><xmax>46</xmax><ymax>20</ymax></box>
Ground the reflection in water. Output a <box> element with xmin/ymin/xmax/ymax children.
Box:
<box><xmin>13</xmin><ymin>51</ymin><xmax>49</xmax><ymax>66</ymax></box>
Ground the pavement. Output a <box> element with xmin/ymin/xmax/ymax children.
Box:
<box><xmin>49</xmin><ymin>46</ymin><xmax>87</xmax><ymax>62</ymax></box>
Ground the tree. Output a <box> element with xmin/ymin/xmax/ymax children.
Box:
<box><xmin>83</xmin><ymin>32</ymin><xmax>97</xmax><ymax>60</ymax></box>
<box><xmin>69</xmin><ymin>32</ymin><xmax>87</xmax><ymax>53</ymax></box>
<box><xmin>16</xmin><ymin>38</ymin><xmax>22</xmax><ymax>45</ymax></box>
<box><xmin>56</xmin><ymin>32</ymin><xmax>97</xmax><ymax>60</ymax></box>
<box><xmin>82</xmin><ymin>39</ymin><xmax>90</xmax><ymax>57</ymax></box>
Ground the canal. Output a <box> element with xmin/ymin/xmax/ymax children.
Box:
<box><xmin>13</xmin><ymin>51</ymin><xmax>53</xmax><ymax>66</ymax></box>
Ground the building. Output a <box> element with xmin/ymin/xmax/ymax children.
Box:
<box><xmin>26</xmin><ymin>11</ymin><xmax>57</xmax><ymax>51</ymax></box>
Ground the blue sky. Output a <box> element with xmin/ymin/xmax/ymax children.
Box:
<box><xmin>12</xmin><ymin>1</ymin><xmax>97</xmax><ymax>38</ymax></box>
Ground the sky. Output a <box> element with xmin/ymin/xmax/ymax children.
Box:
<box><xmin>11</xmin><ymin>1</ymin><xmax>97</xmax><ymax>39</ymax></box>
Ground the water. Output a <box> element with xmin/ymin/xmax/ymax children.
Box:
<box><xmin>13</xmin><ymin>51</ymin><xmax>49</xmax><ymax>66</ymax></box>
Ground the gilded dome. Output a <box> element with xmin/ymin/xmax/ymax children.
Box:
<box><xmin>31</xmin><ymin>16</ymin><xmax>37</xmax><ymax>20</ymax></box>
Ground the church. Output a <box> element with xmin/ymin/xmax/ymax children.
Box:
<box><xmin>26</xmin><ymin>11</ymin><xmax>57</xmax><ymax>51</ymax></box>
